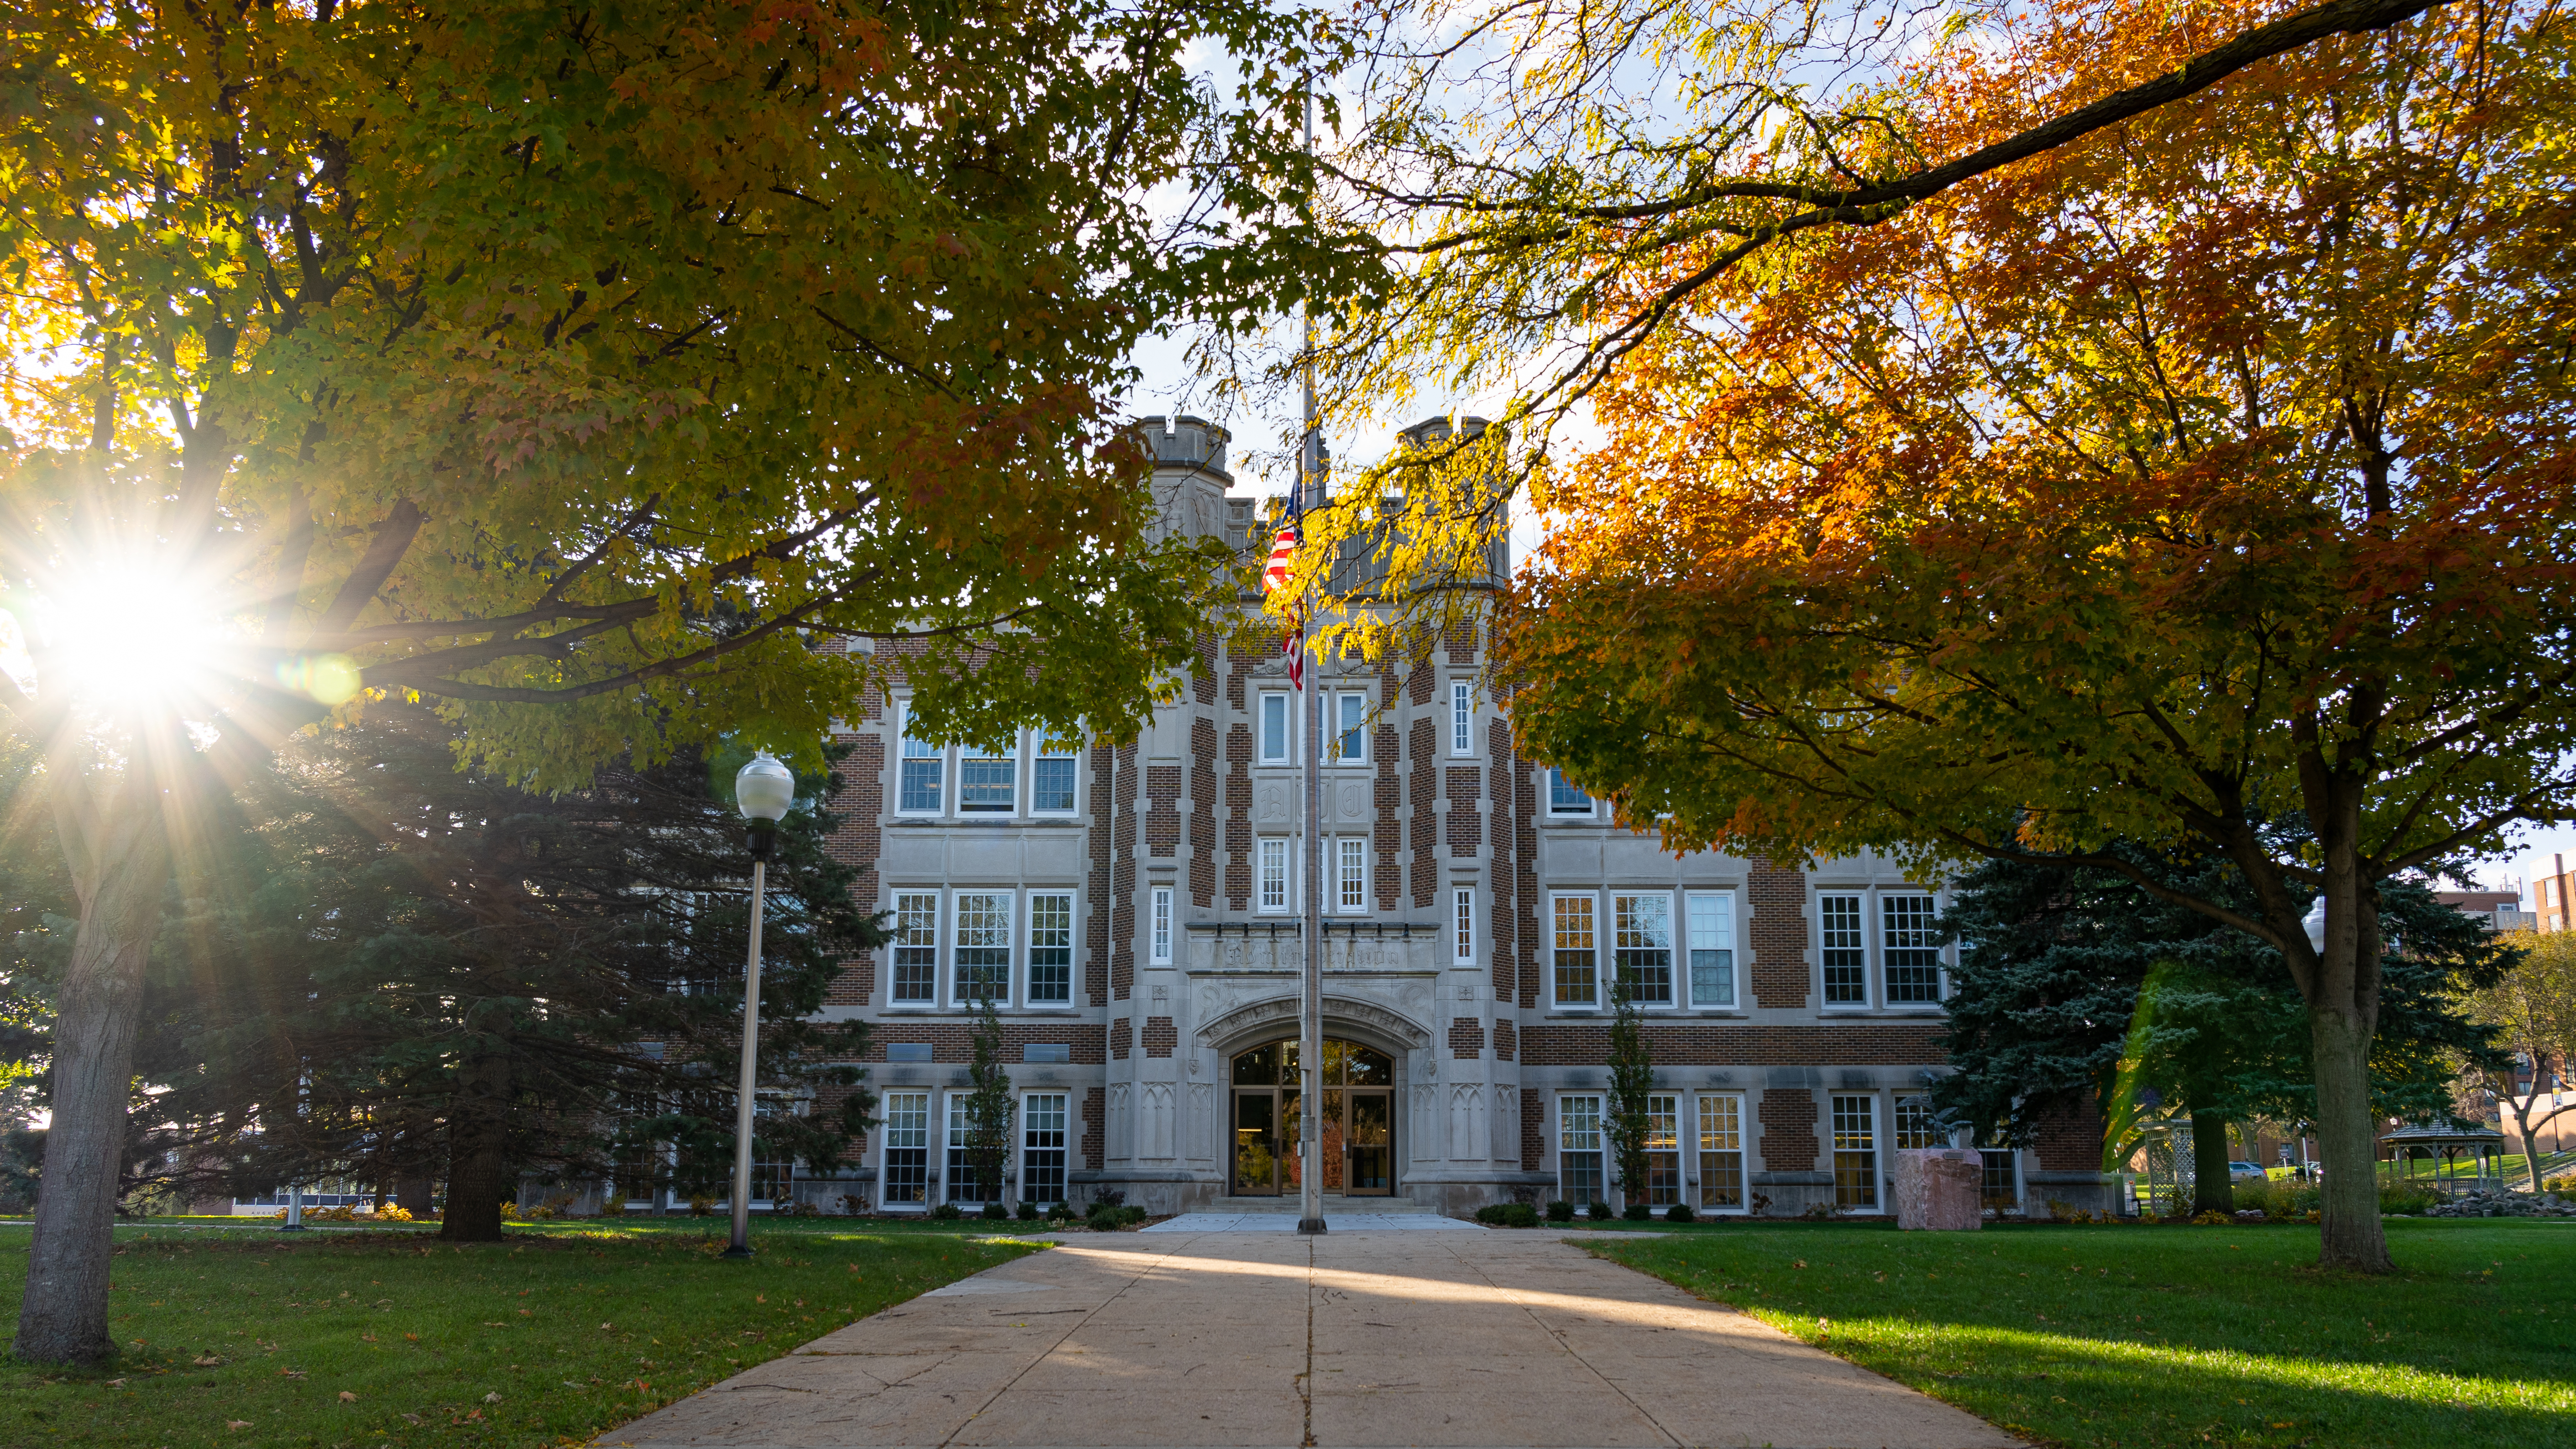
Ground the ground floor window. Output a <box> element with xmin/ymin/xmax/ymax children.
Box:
<box><xmin>1023</xmin><ymin>1093</ymin><xmax>1068</xmax><ymax>1203</ymax></box>
<box><xmin>1560</xmin><ymin>1094</ymin><xmax>1605</xmax><ymax>1204</ymax></box>
<box><xmin>1644</xmin><ymin>1094</ymin><xmax>1681</xmax><ymax>1206</ymax></box>
<box><xmin>1697</xmin><ymin>1093</ymin><xmax>1745</xmax><ymax>1209</ymax></box>
<box><xmin>1832</xmin><ymin>1095</ymin><xmax>1879</xmax><ymax>1209</ymax></box>
<box><xmin>946</xmin><ymin>1096</ymin><xmax>1004</xmax><ymax>1203</ymax></box>
<box><xmin>1981</xmin><ymin>1148</ymin><xmax>2020</xmax><ymax>1209</ymax></box>
<box><xmin>1893</xmin><ymin>1094</ymin><xmax>1941</xmax><ymax>1150</ymax></box>
<box><xmin>883</xmin><ymin>1091</ymin><xmax>930</xmax><ymax>1205</ymax></box>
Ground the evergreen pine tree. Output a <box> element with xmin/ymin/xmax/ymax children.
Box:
<box><xmin>1604</xmin><ymin>974</ymin><xmax>1655</xmax><ymax>1215</ymax></box>
<box><xmin>961</xmin><ymin>992</ymin><xmax>1015</xmax><ymax>1215</ymax></box>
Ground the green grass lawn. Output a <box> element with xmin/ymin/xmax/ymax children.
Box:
<box><xmin>1592</xmin><ymin>1218</ymin><xmax>2576</xmax><ymax>1449</ymax></box>
<box><xmin>0</xmin><ymin>1219</ymin><xmax>1042</xmax><ymax>1449</ymax></box>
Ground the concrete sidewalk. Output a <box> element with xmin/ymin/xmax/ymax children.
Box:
<box><xmin>596</xmin><ymin>1228</ymin><xmax>2018</xmax><ymax>1449</ymax></box>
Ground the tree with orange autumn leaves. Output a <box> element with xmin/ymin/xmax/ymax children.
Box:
<box><xmin>1501</xmin><ymin>0</ymin><xmax>2576</xmax><ymax>1271</ymax></box>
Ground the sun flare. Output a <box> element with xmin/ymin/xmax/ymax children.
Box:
<box><xmin>28</xmin><ymin>560</ymin><xmax>229</xmax><ymax>715</ymax></box>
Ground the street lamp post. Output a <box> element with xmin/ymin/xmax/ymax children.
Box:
<box><xmin>725</xmin><ymin>750</ymin><xmax>798</xmax><ymax>1260</ymax></box>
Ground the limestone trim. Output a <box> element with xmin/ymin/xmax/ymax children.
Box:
<box><xmin>1192</xmin><ymin>993</ymin><xmax>1434</xmax><ymax>1053</ymax></box>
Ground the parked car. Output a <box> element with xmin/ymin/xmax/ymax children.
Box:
<box><xmin>2228</xmin><ymin>1161</ymin><xmax>2269</xmax><ymax>1183</ymax></box>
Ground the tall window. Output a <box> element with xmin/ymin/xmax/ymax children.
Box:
<box><xmin>1031</xmin><ymin>737</ymin><xmax>1078</xmax><ymax>813</ymax></box>
<box><xmin>953</xmin><ymin>893</ymin><xmax>1011</xmax><ymax>1003</ymax></box>
<box><xmin>1336</xmin><ymin>837</ymin><xmax>1367</xmax><ymax>912</ymax></box>
<box><xmin>1028</xmin><ymin>893</ymin><xmax>1074</xmax><ymax>1004</ymax></box>
<box><xmin>1335</xmin><ymin>692</ymin><xmax>1368</xmax><ymax>762</ymax></box>
<box><xmin>1882</xmin><ymin>894</ymin><xmax>1942</xmax><ymax>1004</ymax></box>
<box><xmin>881</xmin><ymin>1092</ymin><xmax>930</xmax><ymax>1204</ymax></box>
<box><xmin>1021</xmin><ymin>1094</ymin><xmax>1068</xmax><ymax>1204</ymax></box>
<box><xmin>1552</xmin><ymin>894</ymin><xmax>1598</xmax><ymax>1006</ymax></box>
<box><xmin>1982</xmin><ymin>1146</ymin><xmax>2021</xmax><ymax>1209</ymax></box>
<box><xmin>1613</xmin><ymin>893</ymin><xmax>1673</xmax><ymax>1006</ymax></box>
<box><xmin>1820</xmin><ymin>895</ymin><xmax>1867</xmax><ymax>1005</ymax></box>
<box><xmin>1258</xmin><ymin>838</ymin><xmax>1290</xmax><ymax>911</ymax></box>
<box><xmin>898</xmin><ymin>706</ymin><xmax>943</xmax><ymax>813</ymax></box>
<box><xmin>946</xmin><ymin>1097</ymin><xmax>1001</xmax><ymax>1203</ymax></box>
<box><xmin>1686</xmin><ymin>892</ymin><xmax>1735</xmax><ymax>1007</ymax></box>
<box><xmin>1644</xmin><ymin>1094</ymin><xmax>1681</xmax><ymax>1206</ymax></box>
<box><xmin>1454</xmin><ymin>889</ymin><xmax>1476</xmax><ymax>964</ymax></box>
<box><xmin>1149</xmin><ymin>886</ymin><xmax>1173</xmax><ymax>965</ymax></box>
<box><xmin>1259</xmin><ymin>692</ymin><xmax>1290</xmax><ymax>764</ymax></box>
<box><xmin>1560</xmin><ymin>1095</ymin><xmax>1605</xmax><ymax>1205</ymax></box>
<box><xmin>1450</xmin><ymin>681</ymin><xmax>1473</xmax><ymax>755</ymax></box>
<box><xmin>890</xmin><ymin>893</ymin><xmax>939</xmax><ymax>1004</ymax></box>
<box><xmin>1547</xmin><ymin>768</ymin><xmax>1593</xmax><ymax>815</ymax></box>
<box><xmin>1832</xmin><ymin>1095</ymin><xmax>1879</xmax><ymax>1208</ymax></box>
<box><xmin>1697</xmin><ymin>1094</ymin><xmax>1744</xmax><ymax>1209</ymax></box>
<box><xmin>958</xmin><ymin>739</ymin><xmax>1015</xmax><ymax>812</ymax></box>
<box><xmin>1894</xmin><ymin>1095</ymin><xmax>1941</xmax><ymax>1150</ymax></box>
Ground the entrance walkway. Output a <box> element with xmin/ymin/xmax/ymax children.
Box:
<box><xmin>597</xmin><ymin>1227</ymin><xmax>2016</xmax><ymax>1449</ymax></box>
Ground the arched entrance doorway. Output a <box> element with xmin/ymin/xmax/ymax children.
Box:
<box><xmin>1230</xmin><ymin>1039</ymin><xmax>1396</xmax><ymax>1197</ymax></box>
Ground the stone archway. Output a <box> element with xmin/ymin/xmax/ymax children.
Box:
<box><xmin>1195</xmin><ymin>993</ymin><xmax>1432</xmax><ymax>1057</ymax></box>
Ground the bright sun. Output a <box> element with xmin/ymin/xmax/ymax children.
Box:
<box><xmin>32</xmin><ymin>560</ymin><xmax>227</xmax><ymax>713</ymax></box>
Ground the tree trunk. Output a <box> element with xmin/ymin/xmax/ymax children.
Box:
<box><xmin>15</xmin><ymin>790</ymin><xmax>169</xmax><ymax>1365</ymax></box>
<box><xmin>2309</xmin><ymin>1004</ymin><xmax>2392</xmax><ymax>1271</ymax></box>
<box><xmin>439</xmin><ymin>1053</ymin><xmax>511</xmax><ymax>1242</ymax></box>
<box><xmin>394</xmin><ymin>1174</ymin><xmax>433</xmax><ymax>1217</ymax></box>
<box><xmin>2191</xmin><ymin>1109</ymin><xmax>2235</xmax><ymax>1215</ymax></box>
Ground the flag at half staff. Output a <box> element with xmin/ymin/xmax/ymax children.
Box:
<box><xmin>1262</xmin><ymin>503</ymin><xmax>1305</xmax><ymax>689</ymax></box>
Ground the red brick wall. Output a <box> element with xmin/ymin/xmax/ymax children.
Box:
<box><xmin>1446</xmin><ymin>767</ymin><xmax>1482</xmax><ymax>858</ymax></box>
<box><xmin>1749</xmin><ymin>864</ymin><xmax>1811</xmax><ymax>1009</ymax></box>
<box><xmin>1083</xmin><ymin>1086</ymin><xmax>1105</xmax><ymax>1169</ymax></box>
<box><xmin>1446</xmin><ymin>619</ymin><xmax>1477</xmax><ymax>665</ymax></box>
<box><xmin>1111</xmin><ymin>744</ymin><xmax>1137</xmax><ymax>1000</ymax></box>
<box><xmin>1143</xmin><ymin>1016</ymin><xmax>1177</xmax><ymax>1058</ymax></box>
<box><xmin>1145</xmin><ymin>764</ymin><xmax>1181</xmax><ymax>858</ymax></box>
<box><xmin>1512</xmin><ymin>734</ymin><xmax>1539</xmax><ymax>1008</ymax></box>
<box><xmin>1520</xmin><ymin>1022</ymin><xmax>1946</xmax><ymax>1066</ymax></box>
<box><xmin>1374</xmin><ymin>714</ymin><xmax>1401</xmax><ymax>911</ymax></box>
<box><xmin>1087</xmin><ymin>743</ymin><xmax>1113</xmax><ymax>1006</ymax></box>
<box><xmin>1409</xmin><ymin>718</ymin><xmax>1439</xmax><ymax>907</ymax></box>
<box><xmin>1189</xmin><ymin>718</ymin><xmax>1218</xmax><ymax>907</ymax></box>
<box><xmin>2031</xmin><ymin>1096</ymin><xmax>2101</xmax><ymax>1172</ymax></box>
<box><xmin>823</xmin><ymin>734</ymin><xmax>885</xmax><ymax>1005</ymax></box>
<box><xmin>1109</xmin><ymin>1017</ymin><xmax>1132</xmax><ymax>1060</ymax></box>
<box><xmin>1448</xmin><ymin>1015</ymin><xmax>1485</xmax><ymax>1059</ymax></box>
<box><xmin>1194</xmin><ymin>632</ymin><xmax>1219</xmax><ymax>705</ymax></box>
<box><xmin>1759</xmin><ymin>1089</ymin><xmax>1819</xmax><ymax>1172</ymax></box>
<box><xmin>1521</xmin><ymin>1088</ymin><xmax>1545</xmax><ymax>1170</ymax></box>
<box><xmin>859</xmin><ymin>1024</ymin><xmax>1108</xmax><ymax>1063</ymax></box>
<box><xmin>1225</xmin><ymin>722</ymin><xmax>1252</xmax><ymax>909</ymax></box>
<box><xmin>1492</xmin><ymin>1019</ymin><xmax>1516</xmax><ymax>1062</ymax></box>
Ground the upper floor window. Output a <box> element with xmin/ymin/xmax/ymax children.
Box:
<box><xmin>890</xmin><ymin>892</ymin><xmax>939</xmax><ymax>1004</ymax></box>
<box><xmin>1819</xmin><ymin>894</ymin><xmax>1867</xmax><ymax>1005</ymax></box>
<box><xmin>1335</xmin><ymin>692</ymin><xmax>1368</xmax><ymax>764</ymax></box>
<box><xmin>1547</xmin><ymin>768</ymin><xmax>1594</xmax><ymax>816</ymax></box>
<box><xmin>1881</xmin><ymin>894</ymin><xmax>1943</xmax><ymax>1004</ymax></box>
<box><xmin>1028</xmin><ymin>892</ymin><xmax>1075</xmax><ymax>1004</ymax></box>
<box><xmin>958</xmin><ymin>739</ymin><xmax>1015</xmax><ymax>813</ymax></box>
<box><xmin>1149</xmin><ymin>886</ymin><xmax>1173</xmax><ymax>965</ymax></box>
<box><xmin>1031</xmin><ymin>737</ymin><xmax>1078</xmax><ymax>814</ymax></box>
<box><xmin>1612</xmin><ymin>893</ymin><xmax>1673</xmax><ymax>1006</ymax></box>
<box><xmin>1454</xmin><ymin>888</ymin><xmax>1476</xmax><ymax>963</ymax></box>
<box><xmin>1258</xmin><ymin>837</ymin><xmax>1290</xmax><ymax>912</ymax></box>
<box><xmin>1450</xmin><ymin>682</ymin><xmax>1473</xmax><ymax>756</ymax></box>
<box><xmin>898</xmin><ymin>705</ymin><xmax>943</xmax><ymax>813</ymax></box>
<box><xmin>1552</xmin><ymin>893</ymin><xmax>1598</xmax><ymax>1006</ymax></box>
<box><xmin>1685</xmin><ymin>891</ymin><xmax>1736</xmax><ymax>1007</ymax></box>
<box><xmin>953</xmin><ymin>892</ymin><xmax>1011</xmax><ymax>1004</ymax></box>
<box><xmin>1259</xmin><ymin>692</ymin><xmax>1291</xmax><ymax>764</ymax></box>
<box><xmin>1336</xmin><ymin>837</ymin><xmax>1368</xmax><ymax>912</ymax></box>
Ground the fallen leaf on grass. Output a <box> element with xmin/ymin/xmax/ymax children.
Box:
<box><xmin>105</xmin><ymin>1378</ymin><xmax>126</xmax><ymax>1387</ymax></box>
<box><xmin>359</xmin><ymin>1333</ymin><xmax>377</xmax><ymax>1343</ymax></box>
<box><xmin>401</xmin><ymin>1412</ymin><xmax>422</xmax><ymax>1425</ymax></box>
<box><xmin>339</xmin><ymin>1391</ymin><xmax>357</xmax><ymax>1403</ymax></box>
<box><xmin>225</xmin><ymin>1422</ymin><xmax>252</xmax><ymax>1432</ymax></box>
<box><xmin>403</xmin><ymin>1333</ymin><xmax>419</xmax><ymax>1341</ymax></box>
<box><xmin>483</xmin><ymin>1391</ymin><xmax>502</xmax><ymax>1403</ymax></box>
<box><xmin>193</xmin><ymin>1356</ymin><xmax>223</xmax><ymax>1367</ymax></box>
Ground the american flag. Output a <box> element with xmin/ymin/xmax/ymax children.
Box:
<box><xmin>1262</xmin><ymin>504</ymin><xmax>1304</xmax><ymax>690</ymax></box>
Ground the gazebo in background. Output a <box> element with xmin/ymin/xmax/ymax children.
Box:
<box><xmin>2378</xmin><ymin>1118</ymin><xmax>2508</xmax><ymax>1197</ymax></box>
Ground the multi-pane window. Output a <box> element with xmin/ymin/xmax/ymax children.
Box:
<box><xmin>1697</xmin><ymin>1094</ymin><xmax>1744</xmax><ymax>1209</ymax></box>
<box><xmin>946</xmin><ymin>1098</ymin><xmax>1002</xmax><ymax>1204</ymax></box>
<box><xmin>1031</xmin><ymin>738</ymin><xmax>1078</xmax><ymax>813</ymax></box>
<box><xmin>881</xmin><ymin>1091</ymin><xmax>930</xmax><ymax>1204</ymax></box>
<box><xmin>1893</xmin><ymin>1095</ymin><xmax>1941</xmax><ymax>1150</ymax></box>
<box><xmin>1882</xmin><ymin>894</ymin><xmax>1942</xmax><ymax>1004</ymax></box>
<box><xmin>1832</xmin><ymin>1095</ymin><xmax>1879</xmax><ymax>1208</ymax></box>
<box><xmin>1149</xmin><ymin>886</ymin><xmax>1173</xmax><ymax>965</ymax></box>
<box><xmin>749</xmin><ymin>1096</ymin><xmax>795</xmax><ymax>1205</ymax></box>
<box><xmin>1337</xmin><ymin>837</ymin><xmax>1367</xmax><ymax>912</ymax></box>
<box><xmin>1450</xmin><ymin>681</ymin><xmax>1473</xmax><ymax>755</ymax></box>
<box><xmin>898</xmin><ymin>706</ymin><xmax>943</xmax><ymax>812</ymax></box>
<box><xmin>953</xmin><ymin>893</ymin><xmax>1011</xmax><ymax>1003</ymax></box>
<box><xmin>1686</xmin><ymin>892</ymin><xmax>1735</xmax><ymax>1007</ymax></box>
<box><xmin>958</xmin><ymin>740</ymin><xmax>1015</xmax><ymax>813</ymax></box>
<box><xmin>1021</xmin><ymin>1094</ymin><xmax>1068</xmax><ymax>1204</ymax></box>
<box><xmin>1335</xmin><ymin>692</ymin><xmax>1368</xmax><ymax>763</ymax></box>
<box><xmin>1613</xmin><ymin>893</ymin><xmax>1673</xmax><ymax>1006</ymax></box>
<box><xmin>890</xmin><ymin>893</ymin><xmax>939</xmax><ymax>1004</ymax></box>
<box><xmin>1552</xmin><ymin>894</ymin><xmax>1598</xmax><ymax>1006</ymax></box>
<box><xmin>1981</xmin><ymin>1148</ymin><xmax>2020</xmax><ymax>1209</ymax></box>
<box><xmin>1260</xmin><ymin>692</ymin><xmax>1291</xmax><ymax>763</ymax></box>
<box><xmin>1027</xmin><ymin>893</ymin><xmax>1074</xmax><ymax>1004</ymax></box>
<box><xmin>1643</xmin><ymin>1094</ymin><xmax>1681</xmax><ymax>1206</ymax></box>
<box><xmin>1454</xmin><ymin>889</ymin><xmax>1476</xmax><ymax>963</ymax></box>
<box><xmin>1259</xmin><ymin>838</ymin><xmax>1289</xmax><ymax>912</ymax></box>
<box><xmin>1560</xmin><ymin>1095</ymin><xmax>1605</xmax><ymax>1205</ymax></box>
<box><xmin>1820</xmin><ymin>895</ymin><xmax>1868</xmax><ymax>1005</ymax></box>
<box><xmin>1547</xmin><ymin>768</ymin><xmax>1593</xmax><ymax>815</ymax></box>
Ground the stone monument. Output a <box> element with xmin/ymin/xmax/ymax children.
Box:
<box><xmin>1892</xmin><ymin>1149</ymin><xmax>1984</xmax><ymax>1230</ymax></box>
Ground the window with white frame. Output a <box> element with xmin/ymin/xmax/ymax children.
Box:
<box><xmin>1613</xmin><ymin>893</ymin><xmax>1674</xmax><ymax>1006</ymax></box>
<box><xmin>1547</xmin><ymin>768</ymin><xmax>1594</xmax><ymax>815</ymax></box>
<box><xmin>1552</xmin><ymin>893</ymin><xmax>1598</xmax><ymax>1006</ymax></box>
<box><xmin>945</xmin><ymin>1097</ymin><xmax>1003</xmax><ymax>1204</ymax></box>
<box><xmin>1335</xmin><ymin>692</ymin><xmax>1368</xmax><ymax>763</ymax></box>
<box><xmin>881</xmin><ymin>1091</ymin><xmax>930</xmax><ymax>1204</ymax></box>
<box><xmin>958</xmin><ymin>738</ymin><xmax>1015</xmax><ymax>813</ymax></box>
<box><xmin>1894</xmin><ymin>1094</ymin><xmax>1941</xmax><ymax>1150</ymax></box>
<box><xmin>1881</xmin><ymin>894</ymin><xmax>1942</xmax><ymax>1004</ymax></box>
<box><xmin>1454</xmin><ymin>889</ymin><xmax>1475</xmax><ymax>964</ymax></box>
<box><xmin>1258</xmin><ymin>837</ymin><xmax>1290</xmax><ymax>912</ymax></box>
<box><xmin>890</xmin><ymin>893</ymin><xmax>939</xmax><ymax>1004</ymax></box>
<box><xmin>1820</xmin><ymin>894</ymin><xmax>1868</xmax><ymax>1005</ymax></box>
<box><xmin>953</xmin><ymin>893</ymin><xmax>1011</xmax><ymax>1004</ymax></box>
<box><xmin>1697</xmin><ymin>1094</ymin><xmax>1745</xmax><ymax>1209</ymax></box>
<box><xmin>898</xmin><ymin>706</ymin><xmax>943</xmax><ymax>813</ymax></box>
<box><xmin>1149</xmin><ymin>886</ymin><xmax>1173</xmax><ymax>965</ymax></box>
<box><xmin>1336</xmin><ymin>837</ymin><xmax>1367</xmax><ymax>912</ymax></box>
<box><xmin>1685</xmin><ymin>891</ymin><xmax>1736</xmax><ymax>1007</ymax></box>
<box><xmin>1450</xmin><ymin>681</ymin><xmax>1473</xmax><ymax>755</ymax></box>
<box><xmin>1028</xmin><ymin>892</ymin><xmax>1074</xmax><ymax>1004</ymax></box>
<box><xmin>1031</xmin><ymin>736</ymin><xmax>1078</xmax><ymax>814</ymax></box>
<box><xmin>1560</xmin><ymin>1094</ymin><xmax>1605</xmax><ymax>1204</ymax></box>
<box><xmin>1832</xmin><ymin>1095</ymin><xmax>1879</xmax><ymax>1208</ymax></box>
<box><xmin>1644</xmin><ymin>1094</ymin><xmax>1681</xmax><ymax>1206</ymax></box>
<box><xmin>1259</xmin><ymin>692</ymin><xmax>1291</xmax><ymax>764</ymax></box>
<box><xmin>1022</xmin><ymin>1093</ymin><xmax>1068</xmax><ymax>1204</ymax></box>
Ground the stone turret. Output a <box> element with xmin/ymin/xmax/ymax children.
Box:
<box><xmin>1132</xmin><ymin>414</ymin><xmax>1232</xmax><ymax>548</ymax></box>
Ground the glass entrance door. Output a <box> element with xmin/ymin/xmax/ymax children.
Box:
<box><xmin>1346</xmin><ymin>1090</ymin><xmax>1393</xmax><ymax>1194</ymax></box>
<box><xmin>1232</xmin><ymin>1089</ymin><xmax>1280</xmax><ymax>1195</ymax></box>
<box><xmin>1230</xmin><ymin>1040</ymin><xmax>1396</xmax><ymax>1197</ymax></box>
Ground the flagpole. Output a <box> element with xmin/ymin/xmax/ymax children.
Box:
<box><xmin>1297</xmin><ymin>69</ymin><xmax>1327</xmax><ymax>1239</ymax></box>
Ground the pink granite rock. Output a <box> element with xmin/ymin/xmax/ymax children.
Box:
<box><xmin>1893</xmin><ymin>1149</ymin><xmax>1984</xmax><ymax>1230</ymax></box>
